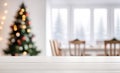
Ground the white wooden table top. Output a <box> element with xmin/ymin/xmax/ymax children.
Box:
<box><xmin>0</xmin><ymin>56</ymin><xmax>120</xmax><ymax>63</ymax></box>
<box><xmin>0</xmin><ymin>57</ymin><xmax>120</xmax><ymax>73</ymax></box>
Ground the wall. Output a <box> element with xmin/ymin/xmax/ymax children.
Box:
<box><xmin>0</xmin><ymin>0</ymin><xmax>46</xmax><ymax>56</ymax></box>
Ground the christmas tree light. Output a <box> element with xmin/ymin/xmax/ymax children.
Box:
<box><xmin>0</xmin><ymin>1</ymin><xmax>8</xmax><ymax>41</ymax></box>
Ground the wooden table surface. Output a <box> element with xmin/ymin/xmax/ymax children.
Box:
<box><xmin>0</xmin><ymin>57</ymin><xmax>120</xmax><ymax>73</ymax></box>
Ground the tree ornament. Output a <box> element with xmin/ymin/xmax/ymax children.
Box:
<box><xmin>22</xmin><ymin>18</ymin><xmax>26</xmax><ymax>21</ymax></box>
<box><xmin>17</xmin><ymin>40</ymin><xmax>21</xmax><ymax>45</ymax></box>
<box><xmin>21</xmin><ymin>25</ymin><xmax>26</xmax><ymax>29</ymax></box>
<box><xmin>26</xmin><ymin>13</ymin><xmax>29</xmax><ymax>16</ymax></box>
<box><xmin>16</xmin><ymin>32</ymin><xmax>20</xmax><ymax>37</ymax></box>
<box><xmin>19</xmin><ymin>11</ymin><xmax>23</xmax><ymax>15</ymax></box>
<box><xmin>21</xmin><ymin>8</ymin><xmax>25</xmax><ymax>12</ymax></box>
<box><xmin>24</xmin><ymin>45</ymin><xmax>28</xmax><ymax>50</ymax></box>
<box><xmin>13</xmin><ymin>25</ymin><xmax>17</xmax><ymax>31</ymax></box>
<box><xmin>22</xmin><ymin>36</ymin><xmax>26</xmax><ymax>41</ymax></box>
<box><xmin>29</xmin><ymin>44</ymin><xmax>33</xmax><ymax>48</ymax></box>
<box><xmin>28</xmin><ymin>21</ymin><xmax>31</xmax><ymax>25</ymax></box>
<box><xmin>23</xmin><ymin>51</ymin><xmax>27</xmax><ymax>56</ymax></box>
<box><xmin>26</xmin><ymin>37</ymin><xmax>29</xmax><ymax>42</ymax></box>
<box><xmin>21</xmin><ymin>21</ymin><xmax>25</xmax><ymax>24</ymax></box>
<box><xmin>22</xmin><ymin>15</ymin><xmax>26</xmax><ymax>21</ymax></box>
<box><xmin>11</xmin><ymin>38</ymin><xmax>15</xmax><ymax>43</ymax></box>
<box><xmin>19</xmin><ymin>46</ymin><xmax>23</xmax><ymax>50</ymax></box>
<box><xmin>22</xmin><ymin>15</ymin><xmax>26</xmax><ymax>18</ymax></box>
<box><xmin>27</xmin><ymin>29</ymin><xmax>31</xmax><ymax>33</ymax></box>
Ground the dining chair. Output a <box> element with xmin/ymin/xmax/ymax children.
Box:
<box><xmin>50</xmin><ymin>40</ymin><xmax>62</xmax><ymax>56</ymax></box>
<box><xmin>69</xmin><ymin>39</ymin><xmax>90</xmax><ymax>56</ymax></box>
<box><xmin>104</xmin><ymin>39</ymin><xmax>120</xmax><ymax>56</ymax></box>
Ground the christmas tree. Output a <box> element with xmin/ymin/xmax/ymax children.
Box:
<box><xmin>4</xmin><ymin>3</ymin><xmax>40</xmax><ymax>56</ymax></box>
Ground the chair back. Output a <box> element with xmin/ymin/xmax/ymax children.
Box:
<box><xmin>104</xmin><ymin>39</ymin><xmax>120</xmax><ymax>56</ymax></box>
<box><xmin>50</xmin><ymin>40</ymin><xmax>62</xmax><ymax>56</ymax></box>
<box><xmin>69</xmin><ymin>39</ymin><xmax>85</xmax><ymax>56</ymax></box>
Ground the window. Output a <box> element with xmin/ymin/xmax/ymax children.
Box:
<box><xmin>51</xmin><ymin>8</ymin><xmax>68</xmax><ymax>46</ymax></box>
<box><xmin>94</xmin><ymin>9</ymin><xmax>107</xmax><ymax>41</ymax></box>
<box><xmin>114</xmin><ymin>8</ymin><xmax>120</xmax><ymax>39</ymax></box>
<box><xmin>51</xmin><ymin>8</ymin><xmax>108</xmax><ymax>46</ymax></box>
<box><xmin>73</xmin><ymin>8</ymin><xmax>90</xmax><ymax>42</ymax></box>
<box><xmin>50</xmin><ymin>8</ymin><xmax>109</xmax><ymax>46</ymax></box>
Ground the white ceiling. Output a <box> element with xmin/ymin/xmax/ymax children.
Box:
<box><xmin>49</xmin><ymin>0</ymin><xmax>120</xmax><ymax>5</ymax></box>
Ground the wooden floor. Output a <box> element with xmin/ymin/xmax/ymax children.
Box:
<box><xmin>0</xmin><ymin>57</ymin><xmax>120</xmax><ymax>73</ymax></box>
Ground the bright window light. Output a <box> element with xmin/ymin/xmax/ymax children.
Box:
<box><xmin>114</xmin><ymin>9</ymin><xmax>120</xmax><ymax>39</ymax></box>
<box><xmin>73</xmin><ymin>8</ymin><xmax>90</xmax><ymax>41</ymax></box>
<box><xmin>94</xmin><ymin>8</ymin><xmax>107</xmax><ymax>41</ymax></box>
